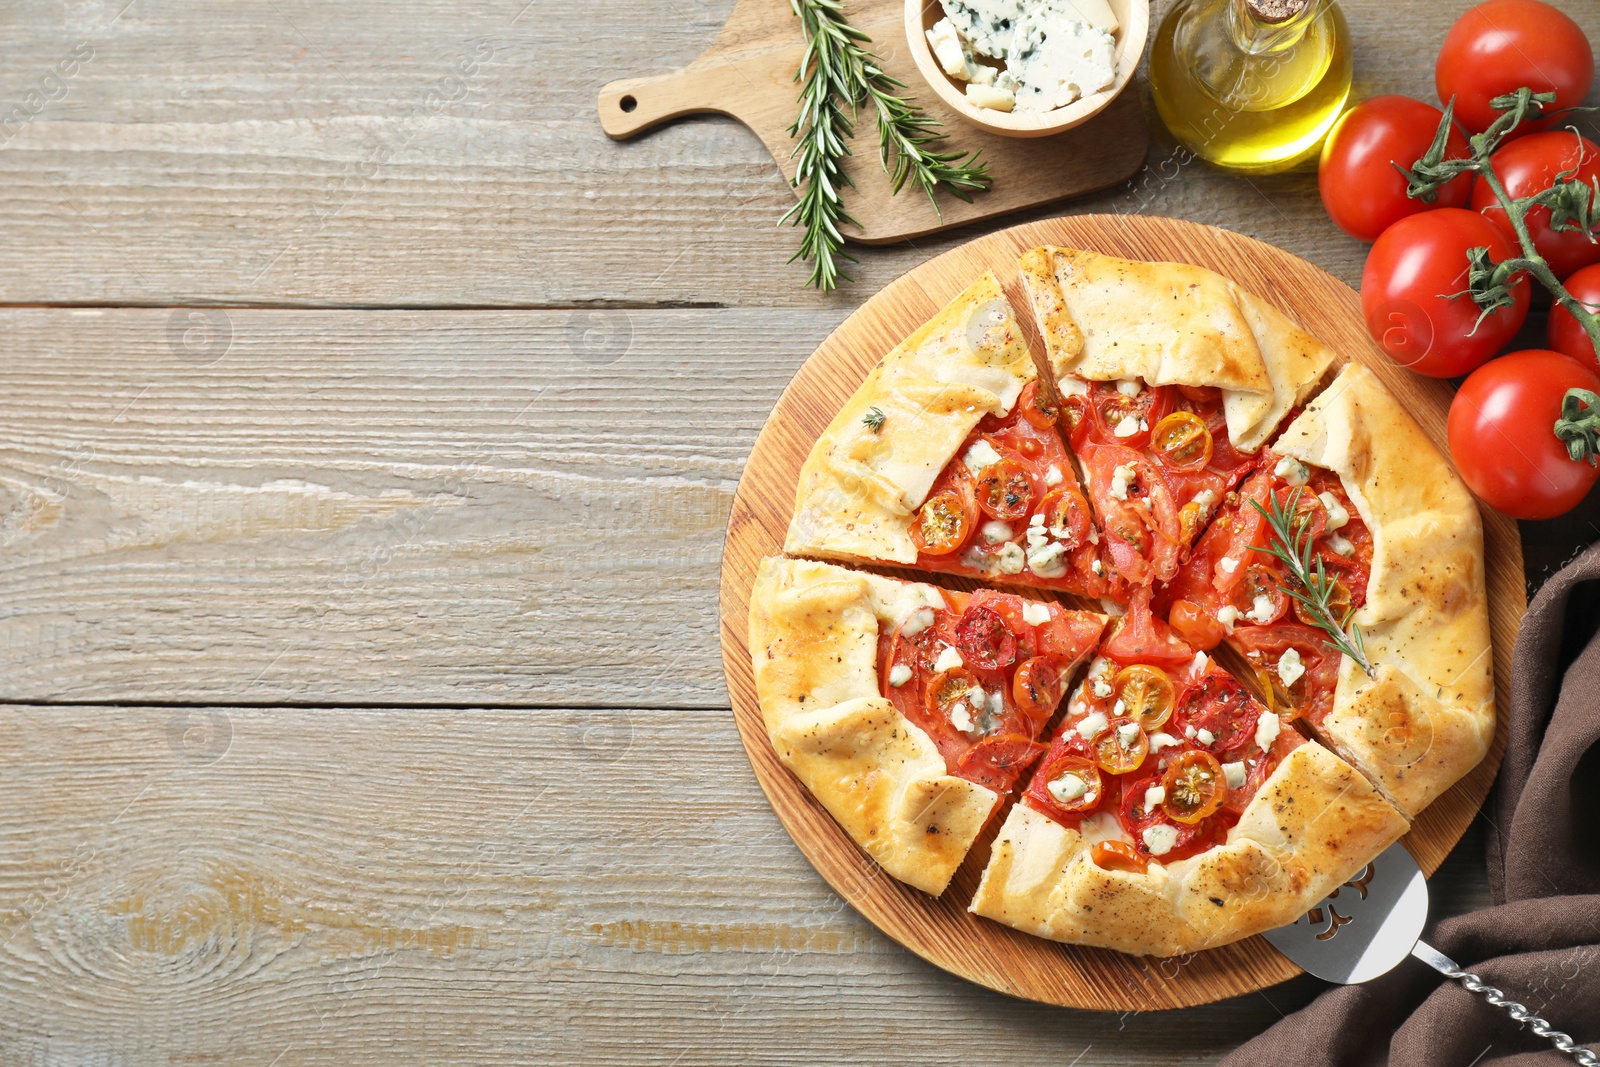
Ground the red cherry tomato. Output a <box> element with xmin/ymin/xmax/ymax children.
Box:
<box><xmin>1468</xmin><ymin>133</ymin><xmax>1600</xmax><ymax>280</ymax></box>
<box><xmin>954</xmin><ymin>605</ymin><xmax>1018</xmax><ymax>669</ymax></box>
<box><xmin>1435</xmin><ymin>0</ymin><xmax>1594</xmax><ymax>137</ymax></box>
<box><xmin>1448</xmin><ymin>349</ymin><xmax>1600</xmax><ymax>519</ymax></box>
<box><xmin>1361</xmin><ymin>208</ymin><xmax>1529</xmax><ymax>377</ymax></box>
<box><xmin>1547</xmin><ymin>264</ymin><xmax>1600</xmax><ymax>366</ymax></box>
<box><xmin>1318</xmin><ymin>96</ymin><xmax>1476</xmax><ymax>242</ymax></box>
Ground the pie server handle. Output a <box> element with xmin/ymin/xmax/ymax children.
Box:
<box><xmin>1411</xmin><ymin>940</ymin><xmax>1599</xmax><ymax>1066</ymax></box>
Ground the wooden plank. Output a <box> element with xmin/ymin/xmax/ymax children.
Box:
<box><xmin>0</xmin><ymin>0</ymin><xmax>1594</xmax><ymax>307</ymax></box>
<box><xmin>720</xmin><ymin>215</ymin><xmax>1519</xmax><ymax>1008</ymax></box>
<box><xmin>0</xmin><ymin>306</ymin><xmax>854</xmax><ymax>706</ymax></box>
<box><xmin>0</xmin><ymin>702</ymin><xmax>1489</xmax><ymax>1064</ymax></box>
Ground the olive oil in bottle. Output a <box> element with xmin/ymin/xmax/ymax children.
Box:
<box><xmin>1149</xmin><ymin>0</ymin><xmax>1353</xmax><ymax>173</ymax></box>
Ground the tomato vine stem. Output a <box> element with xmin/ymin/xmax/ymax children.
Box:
<box><xmin>1400</xmin><ymin>88</ymin><xmax>1600</xmax><ymax>358</ymax></box>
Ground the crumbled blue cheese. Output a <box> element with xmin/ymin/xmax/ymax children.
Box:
<box><xmin>1274</xmin><ymin>456</ymin><xmax>1310</xmax><ymax>487</ymax></box>
<box><xmin>1191</xmin><ymin>489</ymin><xmax>1219</xmax><ymax>520</ymax></box>
<box><xmin>1115</xmin><ymin>378</ymin><xmax>1142</xmax><ymax>397</ymax></box>
<box><xmin>1142</xmin><ymin>823</ymin><xmax>1179</xmax><ymax>857</ymax></box>
<box><xmin>1196</xmin><ymin>728</ymin><xmax>1216</xmax><ymax>747</ymax></box>
<box><xmin>950</xmin><ymin>702</ymin><xmax>977</xmax><ymax>734</ymax></box>
<box><xmin>1048</xmin><ymin>771</ymin><xmax>1088</xmax><ymax>804</ymax></box>
<box><xmin>1027</xmin><ymin>541</ymin><xmax>1068</xmax><ymax>578</ymax></box>
<box><xmin>1192</xmin><ymin>651</ymin><xmax>1209</xmax><ymax>674</ymax></box>
<box><xmin>1216</xmin><ymin>605</ymin><xmax>1239</xmax><ymax>633</ymax></box>
<box><xmin>1058</xmin><ymin>375</ymin><xmax>1089</xmax><ymax>396</ymax></box>
<box><xmin>1044</xmin><ymin>465</ymin><xmax>1064</xmax><ymax>487</ymax></box>
<box><xmin>937</xmin><ymin>0</ymin><xmax>1022</xmax><ymax>62</ymax></box>
<box><xmin>1222</xmin><ymin>760</ymin><xmax>1247</xmax><ymax>789</ymax></box>
<box><xmin>1111</xmin><ymin>698</ymin><xmax>1125</xmax><ymax>717</ymax></box>
<box><xmin>1075</xmin><ymin>710</ymin><xmax>1109</xmax><ymax>741</ymax></box>
<box><xmin>1021</xmin><ymin>601</ymin><xmax>1052</xmax><ymax>626</ymax></box>
<box><xmin>1246</xmin><ymin>593</ymin><xmax>1276</xmax><ymax>624</ymax></box>
<box><xmin>1092</xmin><ymin>676</ymin><xmax>1113</xmax><ymax>699</ymax></box>
<box><xmin>963</xmin><ymin>438</ymin><xmax>1003</xmax><ymax>473</ymax></box>
<box><xmin>1142</xmin><ymin>784</ymin><xmax>1166</xmax><ymax>810</ymax></box>
<box><xmin>965</xmin><ymin>82</ymin><xmax>1015</xmax><ymax>110</ymax></box>
<box><xmin>1109</xmin><ymin>463</ymin><xmax>1135</xmax><ymax>500</ymax></box>
<box><xmin>1218</xmin><ymin>556</ymin><xmax>1239</xmax><ymax>574</ymax></box>
<box><xmin>1277</xmin><ymin>647</ymin><xmax>1305</xmax><ymax>689</ymax></box>
<box><xmin>901</xmin><ymin>606</ymin><xmax>936</xmax><ymax>637</ymax></box>
<box><xmin>966</xmin><ymin>684</ymin><xmax>988</xmax><ymax>708</ymax></box>
<box><xmin>1254</xmin><ymin>709</ymin><xmax>1281</xmax><ymax>751</ymax></box>
<box><xmin>981</xmin><ymin>519</ymin><xmax>1015</xmax><ymax>545</ymax></box>
<box><xmin>1029</xmin><ymin>512</ymin><xmax>1046</xmax><ymax>527</ymax></box>
<box><xmin>1318</xmin><ymin>490</ymin><xmax>1350</xmax><ymax>530</ymax></box>
<box><xmin>1091</xmin><ymin>559</ymin><xmax>1104</xmax><ymax>576</ymax></box>
<box><xmin>1326</xmin><ymin>533</ymin><xmax>1355</xmax><ymax>557</ymax></box>
<box><xmin>888</xmin><ymin>664</ymin><xmax>914</xmax><ymax>688</ymax></box>
<box><xmin>996</xmin><ymin>542</ymin><xmax>1026</xmax><ymax>573</ymax></box>
<box><xmin>933</xmin><ymin>645</ymin><xmax>965</xmax><ymax>673</ymax></box>
<box><xmin>1116</xmin><ymin>721</ymin><xmax>1142</xmax><ymax>747</ymax></box>
<box><xmin>1112</xmin><ymin>414</ymin><xmax>1141</xmax><ymax>438</ymax></box>
<box><xmin>1149</xmin><ymin>731</ymin><xmax>1181</xmax><ymax>752</ymax></box>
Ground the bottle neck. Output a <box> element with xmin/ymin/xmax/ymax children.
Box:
<box><xmin>1225</xmin><ymin>0</ymin><xmax>1324</xmax><ymax>56</ymax></box>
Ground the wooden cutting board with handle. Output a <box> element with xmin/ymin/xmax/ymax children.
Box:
<box><xmin>596</xmin><ymin>0</ymin><xmax>1151</xmax><ymax>244</ymax></box>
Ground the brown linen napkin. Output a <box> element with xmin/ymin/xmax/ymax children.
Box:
<box><xmin>1221</xmin><ymin>541</ymin><xmax>1600</xmax><ymax>1067</ymax></box>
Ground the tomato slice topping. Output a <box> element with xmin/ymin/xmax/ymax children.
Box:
<box><xmin>1151</xmin><ymin>411</ymin><xmax>1214</xmax><ymax>471</ymax></box>
<box><xmin>1093</xmin><ymin>717</ymin><xmax>1151</xmax><ymax>775</ymax></box>
<box><xmin>1173</xmin><ymin>673</ymin><xmax>1260</xmax><ymax>755</ymax></box>
<box><xmin>1233</xmin><ymin>624</ymin><xmax>1340</xmax><ymax>724</ymax></box>
<box><xmin>1012</xmin><ymin>656</ymin><xmax>1068</xmax><ymax>722</ymax></box>
<box><xmin>1113</xmin><ymin>665</ymin><xmax>1175</xmax><ymax>731</ymax></box>
<box><xmin>911</xmin><ymin>487</ymin><xmax>977</xmax><ymax>556</ymax></box>
<box><xmin>1103</xmin><ymin>591</ymin><xmax>1196</xmax><ymax>667</ymax></box>
<box><xmin>1168</xmin><ymin>599</ymin><xmax>1226</xmax><ymax>651</ymax></box>
<box><xmin>1294</xmin><ymin>578</ymin><xmax>1353</xmax><ymax>628</ymax></box>
<box><xmin>955</xmin><ymin>733</ymin><xmax>1046</xmax><ymax>792</ymax></box>
<box><xmin>954</xmin><ymin>605</ymin><xmax>1018</xmax><ymax>669</ymax></box>
<box><xmin>1161</xmin><ymin>750</ymin><xmax>1226</xmax><ymax>824</ymax></box>
<box><xmin>925</xmin><ymin>667</ymin><xmax>985</xmax><ymax>729</ymax></box>
<box><xmin>1275</xmin><ymin>485</ymin><xmax>1328</xmax><ymax>543</ymax></box>
<box><xmin>1038</xmin><ymin>487</ymin><xmax>1093</xmax><ymax>551</ymax></box>
<box><xmin>976</xmin><ymin>458</ymin><xmax>1035</xmax><ymax>521</ymax></box>
<box><xmin>1230</xmin><ymin>563</ymin><xmax>1290</xmax><ymax>626</ymax></box>
<box><xmin>1019</xmin><ymin>380</ymin><xmax>1059</xmax><ymax>430</ymax></box>
<box><xmin>1032</xmin><ymin>754</ymin><xmax>1104</xmax><ymax>816</ymax></box>
<box><xmin>1091</xmin><ymin>840</ymin><xmax>1149</xmax><ymax>874</ymax></box>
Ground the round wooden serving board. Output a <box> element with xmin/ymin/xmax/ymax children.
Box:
<box><xmin>718</xmin><ymin>215</ymin><xmax>1522</xmax><ymax>1012</ymax></box>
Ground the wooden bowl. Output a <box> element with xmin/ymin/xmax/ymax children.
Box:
<box><xmin>903</xmin><ymin>0</ymin><xmax>1150</xmax><ymax>137</ymax></box>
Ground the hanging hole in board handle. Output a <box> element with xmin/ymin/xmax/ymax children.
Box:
<box><xmin>620</xmin><ymin>95</ymin><xmax>638</xmax><ymax>113</ymax></box>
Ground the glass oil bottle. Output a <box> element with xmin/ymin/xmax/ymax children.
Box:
<box><xmin>1148</xmin><ymin>0</ymin><xmax>1353</xmax><ymax>173</ymax></box>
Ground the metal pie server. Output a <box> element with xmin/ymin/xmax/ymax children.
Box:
<box><xmin>1263</xmin><ymin>842</ymin><xmax>1598</xmax><ymax>1065</ymax></box>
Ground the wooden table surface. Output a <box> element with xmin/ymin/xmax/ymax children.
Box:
<box><xmin>2</xmin><ymin>0</ymin><xmax>1597</xmax><ymax>1063</ymax></box>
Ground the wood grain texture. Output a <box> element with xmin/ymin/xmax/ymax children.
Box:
<box><xmin>597</xmin><ymin>0</ymin><xmax>1148</xmax><ymax>239</ymax></box>
<box><xmin>0</xmin><ymin>0</ymin><xmax>1593</xmax><ymax>308</ymax></box>
<box><xmin>719</xmin><ymin>215</ymin><xmax>1521</xmax><ymax>1010</ymax></box>
<box><xmin>0</xmin><ymin>701</ymin><xmax>1493</xmax><ymax>1066</ymax></box>
<box><xmin>0</xmin><ymin>306</ymin><xmax>853</xmax><ymax>706</ymax></box>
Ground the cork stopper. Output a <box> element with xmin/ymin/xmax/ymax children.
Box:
<box><xmin>1246</xmin><ymin>0</ymin><xmax>1310</xmax><ymax>22</ymax></box>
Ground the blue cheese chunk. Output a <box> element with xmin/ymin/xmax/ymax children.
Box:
<box><xmin>937</xmin><ymin>0</ymin><xmax>1024</xmax><ymax>62</ymax></box>
<box><xmin>1009</xmin><ymin>12</ymin><xmax>1116</xmax><ymax>113</ymax></box>
<box><xmin>963</xmin><ymin>438</ymin><xmax>1003</xmax><ymax>473</ymax></box>
<box><xmin>1142</xmin><ymin>823</ymin><xmax>1179</xmax><ymax>857</ymax></box>
<box><xmin>965</xmin><ymin>82</ymin><xmax>1016</xmax><ymax>110</ymax></box>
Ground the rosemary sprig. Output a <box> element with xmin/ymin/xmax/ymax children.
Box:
<box><xmin>1249</xmin><ymin>488</ymin><xmax>1376</xmax><ymax>679</ymax></box>
<box><xmin>782</xmin><ymin>0</ymin><xmax>990</xmax><ymax>293</ymax></box>
<box><xmin>862</xmin><ymin>405</ymin><xmax>886</xmax><ymax>433</ymax></box>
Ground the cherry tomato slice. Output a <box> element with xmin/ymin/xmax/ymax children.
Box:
<box><xmin>925</xmin><ymin>667</ymin><xmax>984</xmax><ymax>729</ymax></box>
<box><xmin>1093</xmin><ymin>717</ymin><xmax>1150</xmax><ymax>775</ymax></box>
<box><xmin>1294</xmin><ymin>578</ymin><xmax>1352</xmax><ymax>628</ymax></box>
<box><xmin>1019</xmin><ymin>380</ymin><xmax>1059</xmax><ymax>430</ymax></box>
<box><xmin>955</xmin><ymin>733</ymin><xmax>1046</xmax><ymax>792</ymax></box>
<box><xmin>1230</xmin><ymin>564</ymin><xmax>1290</xmax><ymax>626</ymax></box>
<box><xmin>911</xmin><ymin>488</ymin><xmax>977</xmax><ymax>556</ymax></box>
<box><xmin>1034</xmin><ymin>755</ymin><xmax>1104</xmax><ymax>815</ymax></box>
<box><xmin>1113</xmin><ymin>665</ymin><xmax>1175</xmax><ymax>731</ymax></box>
<box><xmin>1161</xmin><ymin>750</ymin><xmax>1226</xmax><ymax>824</ymax></box>
<box><xmin>1151</xmin><ymin>411</ymin><xmax>1214</xmax><ymax>471</ymax></box>
<box><xmin>976</xmin><ymin>459</ymin><xmax>1035</xmax><ymax>521</ymax></box>
<box><xmin>1091</xmin><ymin>840</ymin><xmax>1149</xmax><ymax>874</ymax></box>
<box><xmin>1012</xmin><ymin>656</ymin><xmax>1068</xmax><ymax>722</ymax></box>
<box><xmin>1168</xmin><ymin>599</ymin><xmax>1225</xmax><ymax>652</ymax></box>
<box><xmin>1174</xmin><ymin>673</ymin><xmax>1259</xmax><ymax>755</ymax></box>
<box><xmin>954</xmin><ymin>605</ymin><xmax>1018</xmax><ymax>670</ymax></box>
<box><xmin>1039</xmin><ymin>487</ymin><xmax>1093</xmax><ymax>551</ymax></box>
